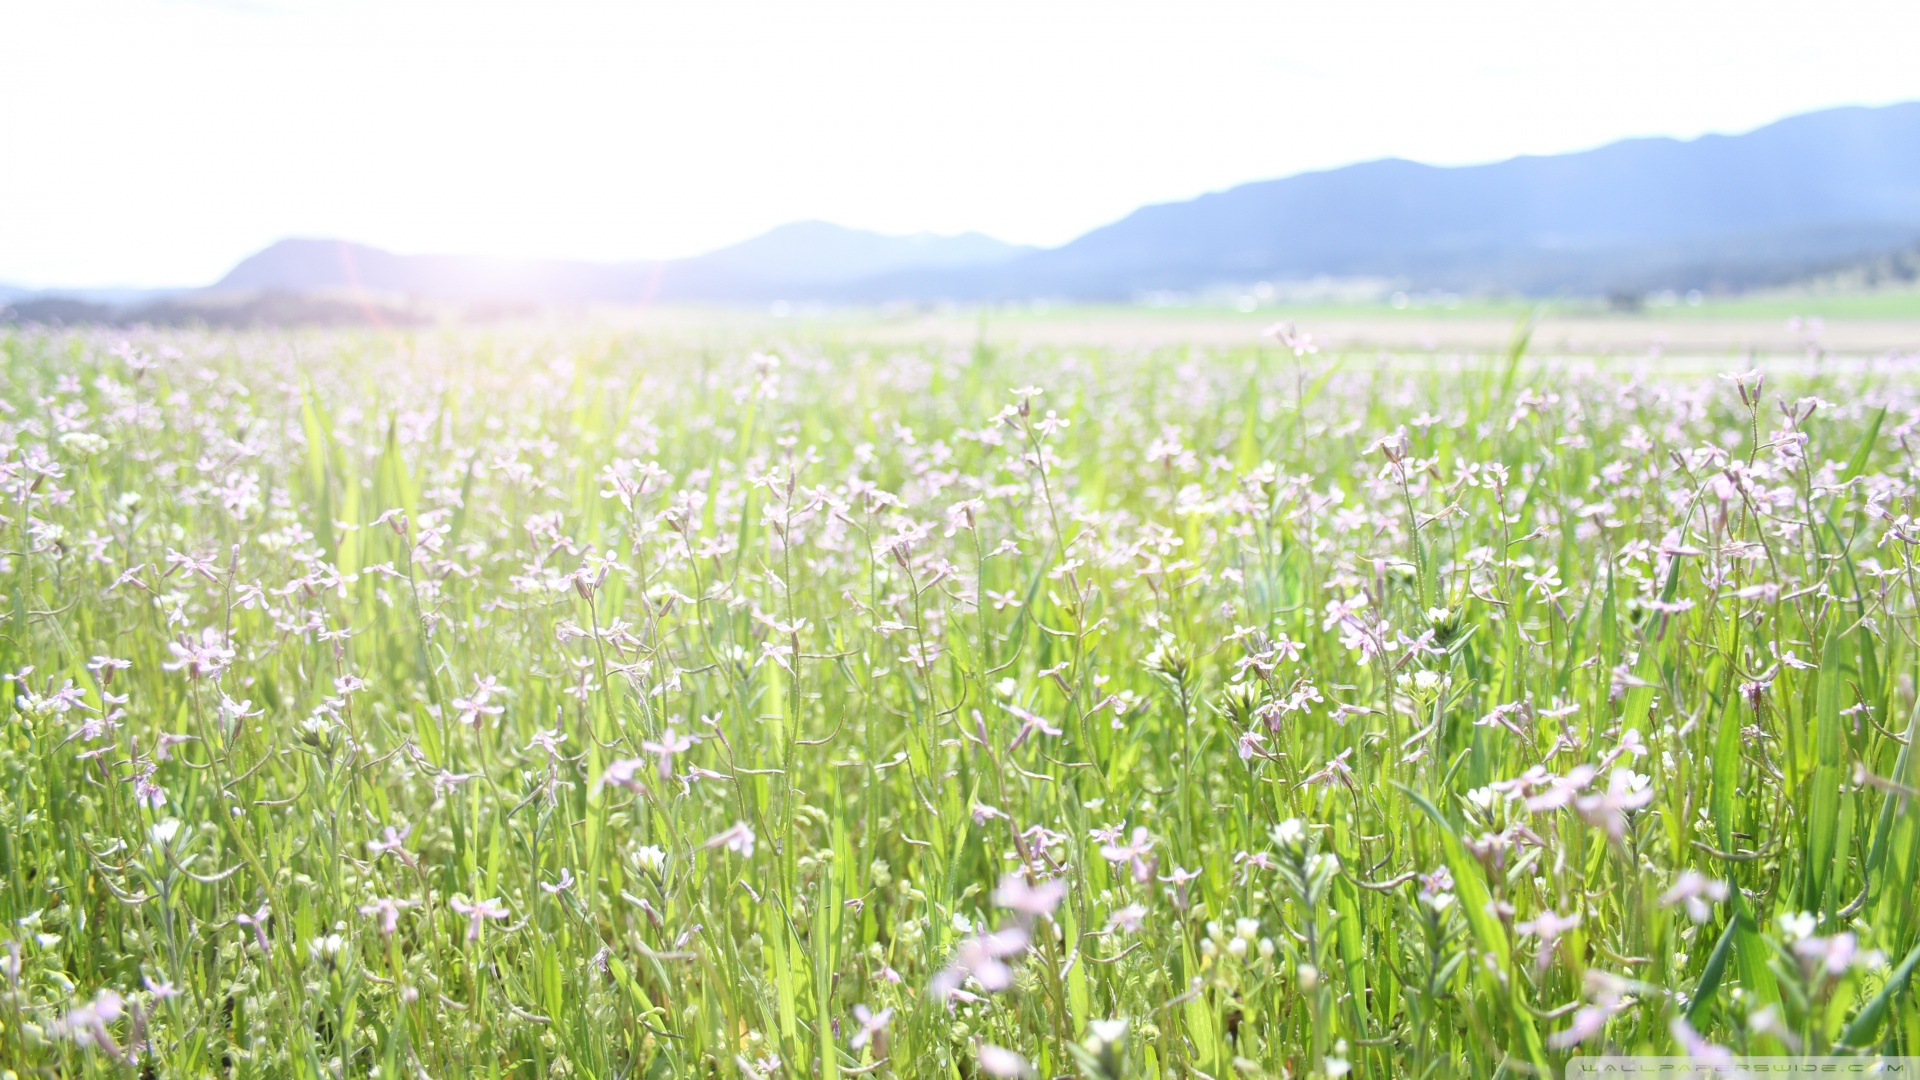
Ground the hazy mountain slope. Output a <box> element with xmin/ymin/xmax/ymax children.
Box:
<box><xmin>214</xmin><ymin>240</ymin><xmax>663</xmax><ymax>303</ymax></box>
<box><xmin>678</xmin><ymin>220</ymin><xmax>1023</xmax><ymax>280</ymax></box>
<box><xmin>864</xmin><ymin>101</ymin><xmax>1920</xmax><ymax>299</ymax></box>
<box><xmin>213</xmin><ymin>224</ymin><xmax>1029</xmax><ymax>303</ymax></box>
<box><xmin>86</xmin><ymin>100</ymin><xmax>1920</xmax><ymax>309</ymax></box>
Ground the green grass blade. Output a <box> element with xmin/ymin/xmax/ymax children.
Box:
<box><xmin>1806</xmin><ymin>628</ymin><xmax>1848</xmax><ymax>916</ymax></box>
<box><xmin>1836</xmin><ymin>939</ymin><xmax>1920</xmax><ymax>1050</ymax></box>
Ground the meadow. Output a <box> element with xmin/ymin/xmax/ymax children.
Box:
<box><xmin>1</xmin><ymin>322</ymin><xmax>1918</xmax><ymax>1078</ymax></box>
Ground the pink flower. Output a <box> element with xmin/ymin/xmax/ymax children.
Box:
<box><xmin>524</xmin><ymin>727</ymin><xmax>568</xmax><ymax>759</ymax></box>
<box><xmin>849</xmin><ymin>1004</ymin><xmax>893</xmax><ymax>1052</ymax></box>
<box><xmin>931</xmin><ymin>926</ymin><xmax>1030</xmax><ymax>1001</ymax></box>
<box><xmin>1670</xmin><ymin>1016</ymin><xmax>1735</xmax><ymax>1067</ymax></box>
<box><xmin>1106</xmin><ymin>903</ymin><xmax>1148</xmax><ymax>934</ymax></box>
<box><xmin>161</xmin><ymin>628</ymin><xmax>235</xmax><ymax>681</ymax></box>
<box><xmin>368</xmin><ymin>824</ymin><xmax>417</xmax><ymax>868</ymax></box>
<box><xmin>1301</xmin><ymin>747</ymin><xmax>1356</xmax><ymax>789</ymax></box>
<box><xmin>236</xmin><ymin>901</ymin><xmax>271</xmax><ymax>951</ymax></box>
<box><xmin>599</xmin><ymin>758</ymin><xmax>649</xmax><ymax>794</ymax></box>
<box><xmin>450</xmin><ymin>675</ymin><xmax>506</xmax><ymax>727</ymax></box>
<box><xmin>449</xmin><ymin>896</ymin><xmax>509</xmax><ymax>941</ymax></box>
<box><xmin>1516</xmin><ymin>909</ymin><xmax>1581</xmax><ymax>971</ymax></box>
<box><xmin>1003</xmin><ymin>702</ymin><xmax>1062</xmax><ymax>751</ymax></box>
<box><xmin>1792</xmin><ymin>931</ymin><xmax>1867</xmax><ymax>977</ymax></box>
<box><xmin>703</xmin><ymin>822</ymin><xmax>756</xmax><ymax>858</ymax></box>
<box><xmin>49</xmin><ymin>989</ymin><xmax>125</xmax><ymax>1060</ymax></box>
<box><xmin>1659</xmin><ymin>871</ymin><xmax>1728</xmax><ymax>924</ymax></box>
<box><xmin>131</xmin><ymin>765</ymin><xmax>167</xmax><ymax>811</ymax></box>
<box><xmin>991</xmin><ymin>874</ymin><xmax>1065</xmax><ymax>917</ymax></box>
<box><xmin>977</xmin><ymin>1044</ymin><xmax>1034</xmax><ymax>1078</ymax></box>
<box><xmin>1549</xmin><ymin>971</ymin><xmax>1632</xmax><ymax>1049</ymax></box>
<box><xmin>642</xmin><ymin>726</ymin><xmax>696</xmax><ymax>780</ymax></box>
<box><xmin>1547</xmin><ymin>1004</ymin><xmax>1612</xmax><ymax>1050</ymax></box>
<box><xmin>358</xmin><ymin>896</ymin><xmax>416</xmax><ymax>936</ymax></box>
<box><xmin>1523</xmin><ymin>764</ymin><xmax>1596</xmax><ymax>812</ymax></box>
<box><xmin>1574</xmin><ymin>768</ymin><xmax>1653</xmax><ymax>838</ymax></box>
<box><xmin>1099</xmin><ymin>826</ymin><xmax>1158</xmax><ymax>884</ymax></box>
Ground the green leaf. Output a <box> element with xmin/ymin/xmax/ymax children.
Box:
<box><xmin>1840</xmin><ymin>405</ymin><xmax>1886</xmax><ymax>486</ymax></box>
<box><xmin>1865</xmin><ymin>695</ymin><xmax>1920</xmax><ymax>911</ymax></box>
<box><xmin>1804</xmin><ymin>628</ymin><xmax>1847</xmax><ymax>915</ymax></box>
<box><xmin>1837</xmin><ymin>939</ymin><xmax>1920</xmax><ymax>1050</ymax></box>
<box><xmin>1400</xmin><ymin>784</ymin><xmax>1551</xmax><ymax>1075</ymax></box>
<box><xmin>1687</xmin><ymin>915</ymin><xmax>1739</xmax><ymax>1022</ymax></box>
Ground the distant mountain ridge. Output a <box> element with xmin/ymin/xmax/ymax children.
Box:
<box><xmin>205</xmin><ymin>102</ymin><xmax>1920</xmax><ymax>304</ymax></box>
<box><xmin>866</xmin><ymin>101</ymin><xmax>1920</xmax><ymax>299</ymax></box>
<box><xmin>211</xmin><ymin>222</ymin><xmax>1031</xmax><ymax>303</ymax></box>
<box><xmin>10</xmin><ymin>100</ymin><xmax>1920</xmax><ymax>320</ymax></box>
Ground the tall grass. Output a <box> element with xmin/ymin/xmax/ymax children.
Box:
<box><xmin>0</xmin><ymin>326</ymin><xmax>1916</xmax><ymax>1078</ymax></box>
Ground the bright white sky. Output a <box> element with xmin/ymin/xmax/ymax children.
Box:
<box><xmin>6</xmin><ymin>0</ymin><xmax>1920</xmax><ymax>287</ymax></box>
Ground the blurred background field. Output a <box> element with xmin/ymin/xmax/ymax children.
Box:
<box><xmin>444</xmin><ymin>292</ymin><xmax>1920</xmax><ymax>361</ymax></box>
<box><xmin>757</xmin><ymin>298</ymin><xmax>1920</xmax><ymax>356</ymax></box>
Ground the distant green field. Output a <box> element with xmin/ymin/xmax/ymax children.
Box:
<box><xmin>1658</xmin><ymin>290</ymin><xmax>1920</xmax><ymax>320</ymax></box>
<box><xmin>943</xmin><ymin>289</ymin><xmax>1920</xmax><ymax>325</ymax></box>
<box><xmin>3</xmin><ymin>325</ymin><xmax>1917</xmax><ymax>1078</ymax></box>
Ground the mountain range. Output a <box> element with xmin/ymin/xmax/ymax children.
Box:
<box><xmin>212</xmin><ymin>222</ymin><xmax>1031</xmax><ymax>304</ymax></box>
<box><xmin>7</xmin><ymin>100</ymin><xmax>1920</xmax><ymax>320</ymax></box>
<box><xmin>875</xmin><ymin>100</ymin><xmax>1920</xmax><ymax>300</ymax></box>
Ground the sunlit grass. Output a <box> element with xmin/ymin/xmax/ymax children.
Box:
<box><xmin>1</xmin><ymin>327</ymin><xmax>1917</xmax><ymax>1078</ymax></box>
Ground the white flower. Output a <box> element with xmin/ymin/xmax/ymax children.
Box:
<box><xmin>308</xmin><ymin>932</ymin><xmax>345</xmax><ymax>965</ymax></box>
<box><xmin>149</xmin><ymin>818</ymin><xmax>182</xmax><ymax>848</ymax></box>
<box><xmin>58</xmin><ymin>431</ymin><xmax>109</xmax><ymax>456</ymax></box>
<box><xmin>1776</xmin><ymin>911</ymin><xmax>1817</xmax><ymax>942</ymax></box>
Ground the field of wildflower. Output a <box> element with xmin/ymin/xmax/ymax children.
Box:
<box><xmin>2</xmin><ymin>323</ymin><xmax>1918</xmax><ymax>1079</ymax></box>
